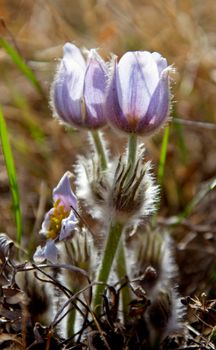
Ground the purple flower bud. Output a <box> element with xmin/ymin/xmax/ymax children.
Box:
<box><xmin>51</xmin><ymin>43</ymin><xmax>108</xmax><ymax>130</ymax></box>
<box><xmin>106</xmin><ymin>51</ymin><xmax>171</xmax><ymax>135</ymax></box>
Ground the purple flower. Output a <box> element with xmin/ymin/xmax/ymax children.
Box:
<box><xmin>33</xmin><ymin>172</ymin><xmax>77</xmax><ymax>263</ymax></box>
<box><xmin>106</xmin><ymin>51</ymin><xmax>171</xmax><ymax>135</ymax></box>
<box><xmin>51</xmin><ymin>43</ymin><xmax>108</xmax><ymax>130</ymax></box>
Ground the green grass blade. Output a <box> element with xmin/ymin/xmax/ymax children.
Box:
<box><xmin>157</xmin><ymin>125</ymin><xmax>170</xmax><ymax>185</ymax></box>
<box><xmin>13</xmin><ymin>93</ymin><xmax>45</xmax><ymax>144</ymax></box>
<box><xmin>0</xmin><ymin>37</ymin><xmax>44</xmax><ymax>96</ymax></box>
<box><xmin>173</xmin><ymin>119</ymin><xmax>188</xmax><ymax>164</ymax></box>
<box><xmin>0</xmin><ymin>108</ymin><xmax>23</xmax><ymax>244</ymax></box>
<box><xmin>178</xmin><ymin>177</ymin><xmax>216</xmax><ymax>223</ymax></box>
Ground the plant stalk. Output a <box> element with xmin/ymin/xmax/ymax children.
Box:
<box><xmin>93</xmin><ymin>221</ymin><xmax>123</xmax><ymax>315</ymax></box>
<box><xmin>67</xmin><ymin>305</ymin><xmax>76</xmax><ymax>338</ymax></box>
<box><xmin>116</xmin><ymin>238</ymin><xmax>131</xmax><ymax>323</ymax></box>
<box><xmin>127</xmin><ymin>133</ymin><xmax>137</xmax><ymax>180</ymax></box>
<box><xmin>91</xmin><ymin>130</ymin><xmax>107</xmax><ymax>170</ymax></box>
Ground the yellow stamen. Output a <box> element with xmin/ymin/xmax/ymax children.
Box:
<box><xmin>47</xmin><ymin>198</ymin><xmax>70</xmax><ymax>239</ymax></box>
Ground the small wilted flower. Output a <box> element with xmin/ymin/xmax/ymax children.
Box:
<box><xmin>130</xmin><ymin>229</ymin><xmax>178</xmax><ymax>297</ymax></box>
<box><xmin>51</xmin><ymin>43</ymin><xmax>108</xmax><ymax>130</ymax></box>
<box><xmin>75</xmin><ymin>152</ymin><xmax>111</xmax><ymax>220</ymax></box>
<box><xmin>108</xmin><ymin>150</ymin><xmax>157</xmax><ymax>224</ymax></box>
<box><xmin>34</xmin><ymin>172</ymin><xmax>77</xmax><ymax>263</ymax></box>
<box><xmin>129</xmin><ymin>228</ymin><xmax>184</xmax><ymax>344</ymax></box>
<box><xmin>76</xmin><ymin>145</ymin><xmax>158</xmax><ymax>226</ymax></box>
<box><xmin>106</xmin><ymin>51</ymin><xmax>171</xmax><ymax>135</ymax></box>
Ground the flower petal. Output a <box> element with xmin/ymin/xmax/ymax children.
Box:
<box><xmin>63</xmin><ymin>43</ymin><xmax>86</xmax><ymax>71</ymax></box>
<box><xmin>53</xmin><ymin>172</ymin><xmax>77</xmax><ymax>212</ymax></box>
<box><xmin>33</xmin><ymin>240</ymin><xmax>58</xmax><ymax>263</ymax></box>
<box><xmin>151</xmin><ymin>52</ymin><xmax>168</xmax><ymax>75</ymax></box>
<box><xmin>105</xmin><ymin>58</ymin><xmax>132</xmax><ymax>132</ymax></box>
<box><xmin>53</xmin><ymin>77</ymin><xmax>83</xmax><ymax>125</ymax></box>
<box><xmin>59</xmin><ymin>211</ymin><xmax>77</xmax><ymax>240</ymax></box>
<box><xmin>137</xmin><ymin>69</ymin><xmax>170</xmax><ymax>134</ymax></box>
<box><xmin>52</xmin><ymin>43</ymin><xmax>85</xmax><ymax>126</ymax></box>
<box><xmin>40</xmin><ymin>208</ymin><xmax>54</xmax><ymax>236</ymax></box>
<box><xmin>83</xmin><ymin>50</ymin><xmax>108</xmax><ymax>128</ymax></box>
<box><xmin>116</xmin><ymin>51</ymin><xmax>160</xmax><ymax>118</ymax></box>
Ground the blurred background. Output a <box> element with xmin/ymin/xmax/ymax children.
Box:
<box><xmin>0</xmin><ymin>0</ymin><xmax>215</xmax><ymax>291</ymax></box>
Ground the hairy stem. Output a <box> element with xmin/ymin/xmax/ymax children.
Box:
<box><xmin>116</xmin><ymin>238</ymin><xmax>131</xmax><ymax>323</ymax></box>
<box><xmin>93</xmin><ymin>221</ymin><xmax>123</xmax><ymax>315</ymax></box>
<box><xmin>67</xmin><ymin>306</ymin><xmax>76</xmax><ymax>338</ymax></box>
<box><xmin>91</xmin><ymin>130</ymin><xmax>108</xmax><ymax>170</ymax></box>
<box><xmin>127</xmin><ymin>133</ymin><xmax>137</xmax><ymax>179</ymax></box>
